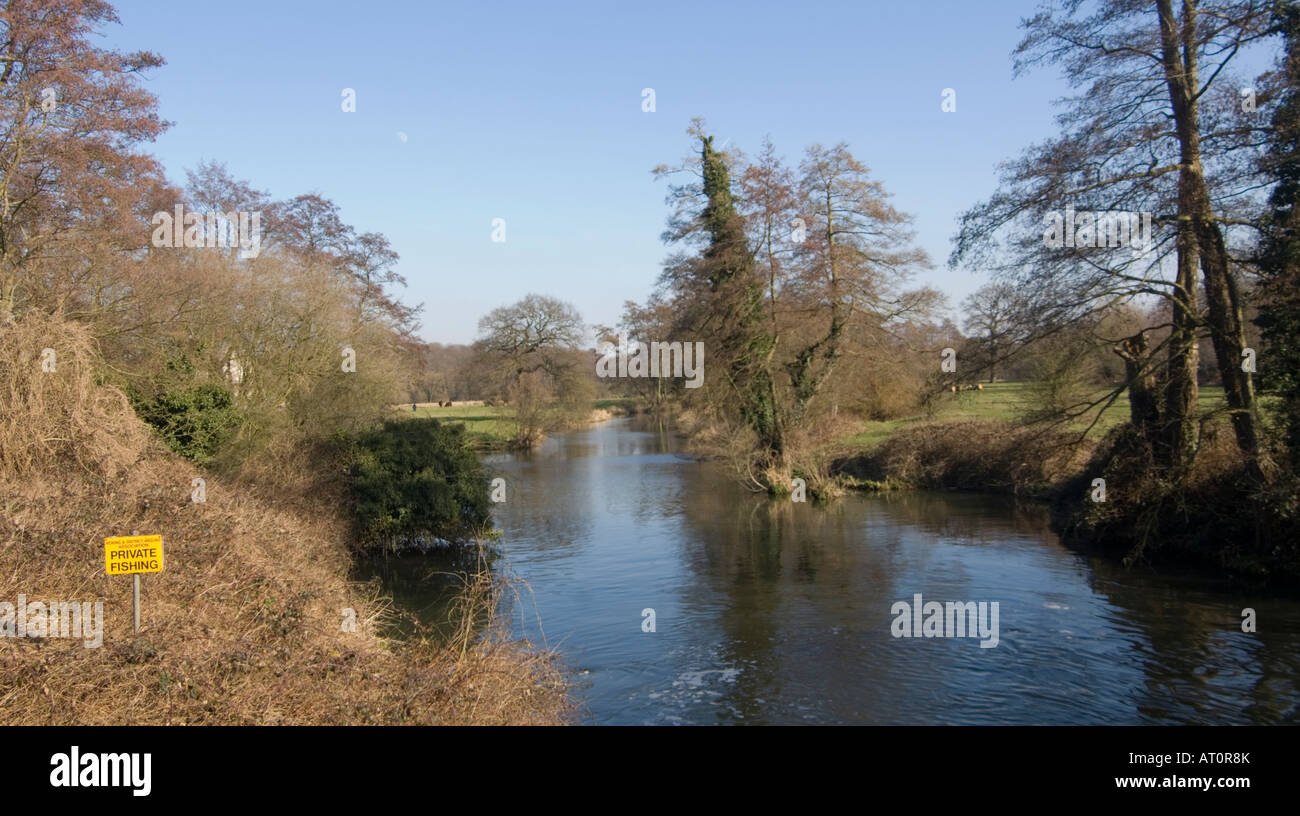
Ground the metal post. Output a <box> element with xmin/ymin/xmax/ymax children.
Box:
<box><xmin>133</xmin><ymin>574</ymin><xmax>141</xmax><ymax>633</ymax></box>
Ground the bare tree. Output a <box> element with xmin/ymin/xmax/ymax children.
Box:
<box><xmin>962</xmin><ymin>283</ymin><xmax>1025</xmax><ymax>383</ymax></box>
<box><xmin>953</xmin><ymin>0</ymin><xmax>1279</xmax><ymax>475</ymax></box>
<box><xmin>0</xmin><ymin>0</ymin><xmax>169</xmax><ymax>321</ymax></box>
<box><xmin>475</xmin><ymin>294</ymin><xmax>586</xmax><ymax>446</ymax></box>
<box><xmin>786</xmin><ymin>142</ymin><xmax>931</xmax><ymax>416</ymax></box>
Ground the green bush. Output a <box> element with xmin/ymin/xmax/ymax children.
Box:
<box><xmin>348</xmin><ymin>418</ymin><xmax>492</xmax><ymax>551</ymax></box>
<box><xmin>128</xmin><ymin>380</ymin><xmax>240</xmax><ymax>463</ymax></box>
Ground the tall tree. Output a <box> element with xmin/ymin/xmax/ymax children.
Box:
<box><xmin>656</xmin><ymin>122</ymin><xmax>782</xmax><ymax>467</ymax></box>
<box><xmin>1152</xmin><ymin>0</ymin><xmax>1272</xmax><ymax>476</ymax></box>
<box><xmin>785</xmin><ymin>143</ymin><xmax>930</xmax><ymax>417</ymax></box>
<box><xmin>954</xmin><ymin>0</ymin><xmax>1278</xmax><ymax>474</ymax></box>
<box><xmin>655</xmin><ymin>126</ymin><xmax>933</xmax><ymax>488</ymax></box>
<box><xmin>0</xmin><ymin>0</ymin><xmax>168</xmax><ymax>320</ymax></box>
<box><xmin>962</xmin><ymin>283</ymin><xmax>1024</xmax><ymax>383</ymax></box>
<box><xmin>1256</xmin><ymin>0</ymin><xmax>1300</xmax><ymax>464</ymax></box>
<box><xmin>700</xmin><ymin>133</ymin><xmax>782</xmax><ymax>460</ymax></box>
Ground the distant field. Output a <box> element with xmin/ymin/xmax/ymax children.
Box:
<box><xmin>394</xmin><ymin>398</ymin><xmax>639</xmax><ymax>447</ymax></box>
<box><xmin>393</xmin><ymin>387</ymin><xmax>1254</xmax><ymax>454</ymax></box>
<box><xmin>592</xmin><ymin>397</ymin><xmax>640</xmax><ymax>412</ymax></box>
<box><xmin>395</xmin><ymin>404</ymin><xmax>517</xmax><ymax>445</ymax></box>
<box><xmin>840</xmin><ymin>381</ymin><xmax>1230</xmax><ymax>451</ymax></box>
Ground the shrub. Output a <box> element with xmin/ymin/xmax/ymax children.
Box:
<box><xmin>348</xmin><ymin>418</ymin><xmax>492</xmax><ymax>551</ymax></box>
<box><xmin>1054</xmin><ymin>421</ymin><xmax>1300</xmax><ymax>583</ymax></box>
<box><xmin>1023</xmin><ymin>342</ymin><xmax>1101</xmax><ymax>423</ymax></box>
<box><xmin>129</xmin><ymin>380</ymin><xmax>240</xmax><ymax>463</ymax></box>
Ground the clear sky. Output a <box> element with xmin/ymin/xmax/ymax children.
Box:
<box><xmin>105</xmin><ymin>0</ymin><xmax>1078</xmax><ymax>344</ymax></box>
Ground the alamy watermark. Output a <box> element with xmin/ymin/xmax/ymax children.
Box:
<box><xmin>151</xmin><ymin>204</ymin><xmax>262</xmax><ymax>259</ymax></box>
<box><xmin>890</xmin><ymin>593</ymin><xmax>999</xmax><ymax>648</ymax></box>
<box><xmin>50</xmin><ymin>746</ymin><xmax>151</xmax><ymax>796</ymax></box>
<box><xmin>0</xmin><ymin>595</ymin><xmax>103</xmax><ymax>648</ymax></box>
<box><xmin>596</xmin><ymin>333</ymin><xmax>704</xmax><ymax>389</ymax></box>
<box><xmin>1044</xmin><ymin>206</ymin><xmax>1152</xmax><ymax>250</ymax></box>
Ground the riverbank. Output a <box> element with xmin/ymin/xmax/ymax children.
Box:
<box><xmin>826</xmin><ymin>383</ymin><xmax>1298</xmax><ymax>587</ymax></box>
<box><xmin>0</xmin><ymin>315</ymin><xmax>574</xmax><ymax>725</ymax></box>
<box><xmin>833</xmin><ymin>418</ymin><xmax>1091</xmax><ymax>498</ymax></box>
<box><xmin>829</xmin><ymin>380</ymin><xmax>1239</xmax><ymax>496</ymax></box>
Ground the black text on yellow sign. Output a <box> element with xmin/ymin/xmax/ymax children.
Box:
<box><xmin>104</xmin><ymin>535</ymin><xmax>164</xmax><ymax>575</ymax></box>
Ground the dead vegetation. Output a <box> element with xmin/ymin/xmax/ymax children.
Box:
<box><xmin>1054</xmin><ymin>422</ymin><xmax>1300</xmax><ymax>584</ymax></box>
<box><xmin>0</xmin><ymin>313</ymin><xmax>574</xmax><ymax>725</ymax></box>
<box><xmin>0</xmin><ymin>310</ymin><xmax>150</xmax><ymax>482</ymax></box>
<box><xmin>835</xmin><ymin>419</ymin><xmax>1093</xmax><ymax>498</ymax></box>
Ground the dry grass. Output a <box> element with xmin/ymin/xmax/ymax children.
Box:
<box><xmin>0</xmin><ymin>310</ymin><xmax>150</xmax><ymax>481</ymax></box>
<box><xmin>838</xmin><ymin>419</ymin><xmax>1094</xmax><ymax>497</ymax></box>
<box><xmin>0</xmin><ymin>313</ymin><xmax>574</xmax><ymax>725</ymax></box>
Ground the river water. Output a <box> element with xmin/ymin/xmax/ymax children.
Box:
<box><xmin>360</xmin><ymin>416</ymin><xmax>1300</xmax><ymax>725</ymax></box>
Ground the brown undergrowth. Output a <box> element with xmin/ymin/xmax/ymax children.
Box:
<box><xmin>1053</xmin><ymin>423</ymin><xmax>1300</xmax><ymax>585</ymax></box>
<box><xmin>834</xmin><ymin>419</ymin><xmax>1093</xmax><ymax>498</ymax></box>
<box><xmin>0</xmin><ymin>312</ymin><xmax>574</xmax><ymax>724</ymax></box>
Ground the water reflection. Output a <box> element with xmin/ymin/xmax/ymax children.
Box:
<box><xmin>372</xmin><ymin>416</ymin><xmax>1300</xmax><ymax>725</ymax></box>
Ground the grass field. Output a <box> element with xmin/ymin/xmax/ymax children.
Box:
<box><xmin>395</xmin><ymin>399</ymin><xmax>639</xmax><ymax>447</ymax></box>
<box><xmin>395</xmin><ymin>385</ymin><xmax>1249</xmax><ymax>455</ymax></box>
<box><xmin>840</xmin><ymin>381</ymin><xmax>1230</xmax><ymax>451</ymax></box>
<box><xmin>396</xmin><ymin>404</ymin><xmax>518</xmax><ymax>446</ymax></box>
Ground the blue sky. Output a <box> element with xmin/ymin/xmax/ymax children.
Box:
<box><xmin>105</xmin><ymin>0</ymin><xmax>1078</xmax><ymax>344</ymax></box>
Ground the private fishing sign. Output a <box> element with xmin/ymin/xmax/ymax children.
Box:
<box><xmin>104</xmin><ymin>535</ymin><xmax>163</xmax><ymax>574</ymax></box>
<box><xmin>104</xmin><ymin>535</ymin><xmax>163</xmax><ymax>634</ymax></box>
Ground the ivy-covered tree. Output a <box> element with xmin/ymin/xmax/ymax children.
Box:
<box><xmin>699</xmin><ymin>133</ymin><xmax>782</xmax><ymax>463</ymax></box>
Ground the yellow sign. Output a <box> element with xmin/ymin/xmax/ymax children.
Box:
<box><xmin>104</xmin><ymin>535</ymin><xmax>164</xmax><ymax>575</ymax></box>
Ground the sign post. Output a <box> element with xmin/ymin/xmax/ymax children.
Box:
<box><xmin>104</xmin><ymin>535</ymin><xmax>164</xmax><ymax>633</ymax></box>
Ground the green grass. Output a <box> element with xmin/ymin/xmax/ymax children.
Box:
<box><xmin>840</xmin><ymin>381</ymin><xmax>1229</xmax><ymax>451</ymax></box>
<box><xmin>394</xmin><ymin>404</ymin><xmax>517</xmax><ymax>447</ymax></box>
<box><xmin>393</xmin><ymin>398</ymin><xmax>642</xmax><ymax>448</ymax></box>
<box><xmin>592</xmin><ymin>397</ymin><xmax>640</xmax><ymax>413</ymax></box>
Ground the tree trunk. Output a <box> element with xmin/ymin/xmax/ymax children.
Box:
<box><xmin>1116</xmin><ymin>330</ymin><xmax>1161</xmax><ymax>446</ymax></box>
<box><xmin>1155</xmin><ymin>0</ymin><xmax>1203</xmax><ymax>472</ymax></box>
<box><xmin>1197</xmin><ymin>222</ymin><xmax>1273</xmax><ymax>478</ymax></box>
<box><xmin>1162</xmin><ymin>213</ymin><xmax>1201</xmax><ymax>470</ymax></box>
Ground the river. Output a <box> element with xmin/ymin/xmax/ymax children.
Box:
<box><xmin>358</xmin><ymin>416</ymin><xmax>1300</xmax><ymax>725</ymax></box>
